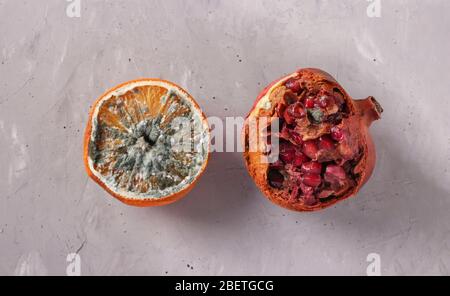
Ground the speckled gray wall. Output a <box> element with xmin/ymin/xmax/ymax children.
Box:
<box><xmin>1</xmin><ymin>0</ymin><xmax>449</xmax><ymax>275</ymax></box>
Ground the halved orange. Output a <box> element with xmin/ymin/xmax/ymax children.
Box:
<box><xmin>83</xmin><ymin>79</ymin><xmax>210</xmax><ymax>207</ymax></box>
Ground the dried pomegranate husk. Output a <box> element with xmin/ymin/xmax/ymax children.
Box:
<box><xmin>243</xmin><ymin>68</ymin><xmax>383</xmax><ymax>212</ymax></box>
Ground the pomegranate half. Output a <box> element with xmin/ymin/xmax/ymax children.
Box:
<box><xmin>243</xmin><ymin>68</ymin><xmax>383</xmax><ymax>211</ymax></box>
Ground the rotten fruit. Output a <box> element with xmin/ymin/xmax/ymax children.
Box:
<box><xmin>243</xmin><ymin>68</ymin><xmax>383</xmax><ymax>211</ymax></box>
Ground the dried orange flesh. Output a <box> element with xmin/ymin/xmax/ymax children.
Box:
<box><xmin>84</xmin><ymin>79</ymin><xmax>210</xmax><ymax>203</ymax></box>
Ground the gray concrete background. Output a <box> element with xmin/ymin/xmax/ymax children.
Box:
<box><xmin>1</xmin><ymin>0</ymin><xmax>449</xmax><ymax>276</ymax></box>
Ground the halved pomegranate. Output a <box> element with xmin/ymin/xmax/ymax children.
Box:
<box><xmin>243</xmin><ymin>68</ymin><xmax>383</xmax><ymax>212</ymax></box>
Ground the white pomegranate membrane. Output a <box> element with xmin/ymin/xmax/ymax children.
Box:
<box><xmin>265</xmin><ymin>76</ymin><xmax>362</xmax><ymax>206</ymax></box>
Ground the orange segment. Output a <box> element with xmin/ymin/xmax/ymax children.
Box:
<box><xmin>84</xmin><ymin>79</ymin><xmax>210</xmax><ymax>207</ymax></box>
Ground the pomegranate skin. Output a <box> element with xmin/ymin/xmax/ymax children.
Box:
<box><xmin>243</xmin><ymin>68</ymin><xmax>383</xmax><ymax>212</ymax></box>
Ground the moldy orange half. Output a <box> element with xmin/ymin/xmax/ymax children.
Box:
<box><xmin>84</xmin><ymin>79</ymin><xmax>210</xmax><ymax>207</ymax></box>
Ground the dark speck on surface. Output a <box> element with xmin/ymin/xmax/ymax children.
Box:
<box><xmin>128</xmin><ymin>58</ymin><xmax>131</xmax><ymax>62</ymax></box>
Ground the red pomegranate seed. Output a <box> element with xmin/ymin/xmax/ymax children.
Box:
<box><xmin>290</xmin><ymin>131</ymin><xmax>304</xmax><ymax>146</ymax></box>
<box><xmin>319</xmin><ymin>97</ymin><xmax>328</xmax><ymax>108</ymax></box>
<box><xmin>300</xmin><ymin>183</ymin><xmax>314</xmax><ymax>196</ymax></box>
<box><xmin>285</xmin><ymin>78</ymin><xmax>301</xmax><ymax>93</ymax></box>
<box><xmin>300</xmin><ymin>183</ymin><xmax>317</xmax><ymax>205</ymax></box>
<box><xmin>318</xmin><ymin>135</ymin><xmax>335</xmax><ymax>150</ymax></box>
<box><xmin>331</xmin><ymin>126</ymin><xmax>344</xmax><ymax>142</ymax></box>
<box><xmin>283</xmin><ymin>109</ymin><xmax>294</xmax><ymax>125</ymax></box>
<box><xmin>284</xmin><ymin>103</ymin><xmax>306</xmax><ymax>124</ymax></box>
<box><xmin>305</xmin><ymin>97</ymin><xmax>315</xmax><ymax>108</ymax></box>
<box><xmin>318</xmin><ymin>94</ymin><xmax>335</xmax><ymax>108</ymax></box>
<box><xmin>292</xmin><ymin>103</ymin><xmax>306</xmax><ymax>117</ymax></box>
<box><xmin>301</xmin><ymin>161</ymin><xmax>322</xmax><ymax>174</ymax></box>
<box><xmin>302</xmin><ymin>173</ymin><xmax>322</xmax><ymax>187</ymax></box>
<box><xmin>280</xmin><ymin>125</ymin><xmax>291</xmax><ymax>140</ymax></box>
<box><xmin>268</xmin><ymin>169</ymin><xmax>284</xmax><ymax>188</ymax></box>
<box><xmin>303</xmin><ymin>194</ymin><xmax>318</xmax><ymax>206</ymax></box>
<box><xmin>325</xmin><ymin>165</ymin><xmax>346</xmax><ymax>180</ymax></box>
<box><xmin>293</xmin><ymin>151</ymin><xmax>309</xmax><ymax>167</ymax></box>
<box><xmin>302</xmin><ymin>140</ymin><xmax>319</xmax><ymax>159</ymax></box>
<box><xmin>276</xmin><ymin>103</ymin><xmax>286</xmax><ymax>118</ymax></box>
<box><xmin>279</xmin><ymin>142</ymin><xmax>296</xmax><ymax>163</ymax></box>
<box><xmin>290</xmin><ymin>185</ymin><xmax>300</xmax><ymax>201</ymax></box>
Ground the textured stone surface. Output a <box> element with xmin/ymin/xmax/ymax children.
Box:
<box><xmin>1</xmin><ymin>0</ymin><xmax>450</xmax><ymax>275</ymax></box>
